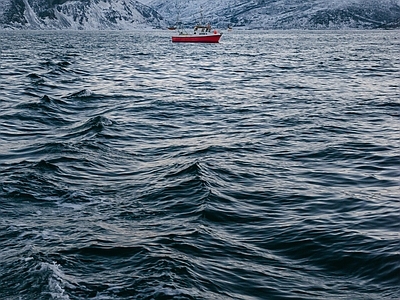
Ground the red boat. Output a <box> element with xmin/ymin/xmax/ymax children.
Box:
<box><xmin>172</xmin><ymin>24</ymin><xmax>222</xmax><ymax>43</ymax></box>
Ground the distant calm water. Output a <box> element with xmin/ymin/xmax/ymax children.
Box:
<box><xmin>0</xmin><ymin>30</ymin><xmax>399</xmax><ymax>300</ymax></box>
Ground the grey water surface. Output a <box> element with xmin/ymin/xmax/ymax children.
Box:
<box><xmin>0</xmin><ymin>30</ymin><xmax>399</xmax><ymax>299</ymax></box>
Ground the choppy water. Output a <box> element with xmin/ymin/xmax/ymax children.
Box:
<box><xmin>0</xmin><ymin>30</ymin><xmax>399</xmax><ymax>300</ymax></box>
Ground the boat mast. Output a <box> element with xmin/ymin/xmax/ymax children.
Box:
<box><xmin>199</xmin><ymin>5</ymin><xmax>204</xmax><ymax>25</ymax></box>
<box><xmin>175</xmin><ymin>0</ymin><xmax>180</xmax><ymax>27</ymax></box>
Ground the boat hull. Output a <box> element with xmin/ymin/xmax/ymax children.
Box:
<box><xmin>171</xmin><ymin>33</ymin><xmax>222</xmax><ymax>43</ymax></box>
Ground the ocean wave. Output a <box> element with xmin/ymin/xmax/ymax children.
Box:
<box><xmin>62</xmin><ymin>115</ymin><xmax>114</xmax><ymax>140</ymax></box>
<box><xmin>1</xmin><ymin>30</ymin><xmax>399</xmax><ymax>300</ymax></box>
<box><xmin>64</xmin><ymin>89</ymin><xmax>94</xmax><ymax>99</ymax></box>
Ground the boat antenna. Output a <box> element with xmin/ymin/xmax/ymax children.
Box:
<box><xmin>175</xmin><ymin>1</ymin><xmax>180</xmax><ymax>25</ymax></box>
<box><xmin>200</xmin><ymin>5</ymin><xmax>204</xmax><ymax>25</ymax></box>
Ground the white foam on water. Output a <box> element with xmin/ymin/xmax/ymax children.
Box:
<box><xmin>39</xmin><ymin>262</ymin><xmax>75</xmax><ymax>300</ymax></box>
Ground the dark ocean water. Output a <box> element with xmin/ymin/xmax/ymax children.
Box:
<box><xmin>0</xmin><ymin>30</ymin><xmax>399</xmax><ymax>300</ymax></box>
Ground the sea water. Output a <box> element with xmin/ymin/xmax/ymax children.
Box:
<box><xmin>0</xmin><ymin>30</ymin><xmax>399</xmax><ymax>299</ymax></box>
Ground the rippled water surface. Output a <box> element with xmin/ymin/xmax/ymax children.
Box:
<box><xmin>1</xmin><ymin>30</ymin><xmax>399</xmax><ymax>299</ymax></box>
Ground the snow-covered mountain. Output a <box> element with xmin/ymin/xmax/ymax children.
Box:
<box><xmin>0</xmin><ymin>0</ymin><xmax>399</xmax><ymax>29</ymax></box>
<box><xmin>150</xmin><ymin>0</ymin><xmax>400</xmax><ymax>29</ymax></box>
<box><xmin>0</xmin><ymin>0</ymin><xmax>165</xmax><ymax>29</ymax></box>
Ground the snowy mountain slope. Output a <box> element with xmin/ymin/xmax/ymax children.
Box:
<box><xmin>149</xmin><ymin>0</ymin><xmax>400</xmax><ymax>29</ymax></box>
<box><xmin>0</xmin><ymin>0</ymin><xmax>165</xmax><ymax>29</ymax></box>
<box><xmin>0</xmin><ymin>1</ymin><xmax>11</xmax><ymax>24</ymax></box>
<box><xmin>0</xmin><ymin>0</ymin><xmax>399</xmax><ymax>29</ymax></box>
